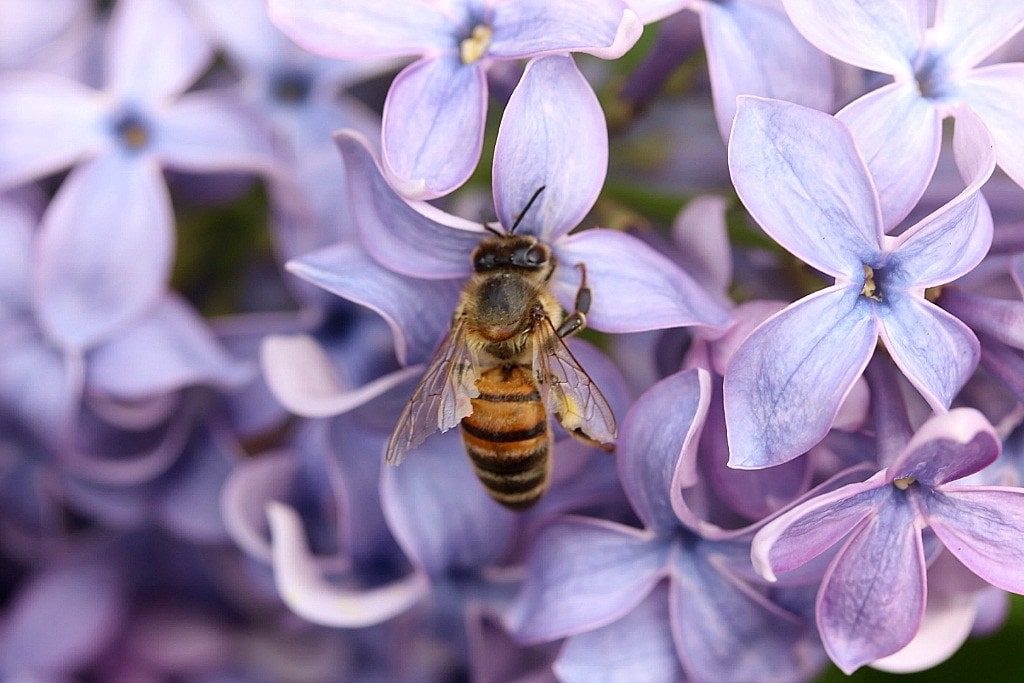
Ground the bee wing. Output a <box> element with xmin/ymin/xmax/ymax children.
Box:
<box><xmin>385</xmin><ymin>319</ymin><xmax>479</xmax><ymax>465</ymax></box>
<box><xmin>532</xmin><ymin>315</ymin><xmax>617</xmax><ymax>446</ymax></box>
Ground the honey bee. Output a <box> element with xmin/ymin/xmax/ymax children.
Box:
<box><xmin>385</xmin><ymin>187</ymin><xmax>617</xmax><ymax>509</ymax></box>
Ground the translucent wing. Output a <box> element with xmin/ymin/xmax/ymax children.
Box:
<box><xmin>532</xmin><ymin>315</ymin><xmax>617</xmax><ymax>447</ymax></box>
<box><xmin>385</xmin><ymin>319</ymin><xmax>479</xmax><ymax>465</ymax></box>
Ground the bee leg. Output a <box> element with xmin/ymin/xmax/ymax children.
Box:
<box><xmin>556</xmin><ymin>263</ymin><xmax>591</xmax><ymax>338</ymax></box>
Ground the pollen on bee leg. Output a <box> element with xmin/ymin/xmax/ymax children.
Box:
<box><xmin>893</xmin><ymin>476</ymin><xmax>915</xmax><ymax>490</ymax></box>
<box><xmin>460</xmin><ymin>24</ymin><xmax>493</xmax><ymax>64</ymax></box>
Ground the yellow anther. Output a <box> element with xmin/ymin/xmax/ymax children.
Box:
<box><xmin>861</xmin><ymin>264</ymin><xmax>883</xmax><ymax>301</ymax></box>
<box><xmin>460</xmin><ymin>25</ymin><xmax>493</xmax><ymax>64</ymax></box>
<box><xmin>893</xmin><ymin>476</ymin><xmax>915</xmax><ymax>490</ymax></box>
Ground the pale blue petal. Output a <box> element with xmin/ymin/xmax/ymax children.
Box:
<box><xmin>35</xmin><ymin>153</ymin><xmax>173</xmax><ymax>351</ymax></box>
<box><xmin>781</xmin><ymin>0</ymin><xmax>924</xmax><ymax>77</ymax></box>
<box><xmin>729</xmin><ymin>97</ymin><xmax>883</xmax><ymax>279</ymax></box>
<box><xmin>267</xmin><ymin>0</ymin><xmax>454</xmax><ymax>58</ymax></box>
<box><xmin>554</xmin><ymin>584</ymin><xmax>684</xmax><ymax>683</ymax></box>
<box><xmin>507</xmin><ymin>518</ymin><xmax>669</xmax><ymax>642</ymax></box>
<box><xmin>724</xmin><ymin>286</ymin><xmax>877</xmax><ymax>469</ymax></box>
<box><xmin>876</xmin><ymin>294</ymin><xmax>979</xmax><ymax>411</ymax></box>
<box><xmin>553</xmin><ymin>229</ymin><xmax>731</xmax><ymax>333</ymax></box>
<box><xmin>817</xmin><ymin>496</ymin><xmax>926</xmax><ymax>674</ymax></box>
<box><xmin>924</xmin><ymin>487</ymin><xmax>1024</xmax><ymax>594</ymax></box>
<box><xmin>382</xmin><ymin>56</ymin><xmax>486</xmax><ymax>199</ymax></box>
<box><xmin>493</xmin><ymin>55</ymin><xmax>606</xmax><ymax>242</ymax></box>
<box><xmin>104</xmin><ymin>0</ymin><xmax>212</xmax><ymax>103</ymax></box>
<box><xmin>0</xmin><ymin>72</ymin><xmax>106</xmax><ymax>189</ymax></box>
<box><xmin>837</xmin><ymin>82</ymin><xmax>940</xmax><ymax>229</ymax></box>
<box><xmin>889</xmin><ymin>408</ymin><xmax>1000</xmax><ymax>486</ymax></box>
<box><xmin>335</xmin><ymin>131</ymin><xmax>484</xmax><ymax>278</ymax></box>
<box><xmin>285</xmin><ymin>242</ymin><xmax>462</xmax><ymax>366</ymax></box>
<box><xmin>489</xmin><ymin>0</ymin><xmax>642</xmax><ymax>60</ymax></box>
<box><xmin>700</xmin><ymin>0</ymin><xmax>833</xmax><ymax>140</ymax></box>
<box><xmin>958</xmin><ymin>64</ymin><xmax>1024</xmax><ymax>190</ymax></box>
<box><xmin>932</xmin><ymin>0</ymin><xmax>1024</xmax><ymax>70</ymax></box>
<box><xmin>940</xmin><ymin>289</ymin><xmax>1024</xmax><ymax>351</ymax></box>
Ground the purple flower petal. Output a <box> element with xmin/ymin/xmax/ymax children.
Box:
<box><xmin>507</xmin><ymin>518</ymin><xmax>669</xmax><ymax>642</ymax></box>
<box><xmin>959</xmin><ymin>63</ymin><xmax>1024</xmax><ymax>190</ymax></box>
<box><xmin>553</xmin><ymin>229</ymin><xmax>731</xmax><ymax>333</ymax></box>
<box><xmin>817</xmin><ymin>496</ymin><xmax>926</xmax><ymax>674</ymax></box>
<box><xmin>34</xmin><ymin>153</ymin><xmax>173</xmax><ymax>351</ymax></box>
<box><xmin>260</xmin><ymin>333</ymin><xmax>423</xmax><ymax>418</ymax></box>
<box><xmin>381</xmin><ymin>429</ymin><xmax>518</xmax><ymax>577</ymax></box>
<box><xmin>837</xmin><ymin>81</ymin><xmax>940</xmax><ymax>229</ymax></box>
<box><xmin>0</xmin><ymin>194</ymin><xmax>36</xmax><ymax>318</ymax></box>
<box><xmin>724</xmin><ymin>286</ymin><xmax>877</xmax><ymax>469</ymax></box>
<box><xmin>871</xmin><ymin>585</ymin><xmax>977</xmax><ymax>673</ymax></box>
<box><xmin>0</xmin><ymin>72</ymin><xmax>107</xmax><ymax>189</ymax></box>
<box><xmin>153</xmin><ymin>91</ymin><xmax>277</xmax><ymax>175</ymax></box>
<box><xmin>104</xmin><ymin>0</ymin><xmax>212</xmax><ymax>104</ymax></box>
<box><xmin>554</xmin><ymin>584</ymin><xmax>684</xmax><ymax>683</ymax></box>
<box><xmin>493</xmin><ymin>55</ymin><xmax>606</xmax><ymax>242</ymax></box>
<box><xmin>266</xmin><ymin>500</ymin><xmax>430</xmax><ymax>627</ymax></box>
<box><xmin>864</xmin><ymin>356</ymin><xmax>914</xmax><ymax>467</ymax></box>
<box><xmin>923</xmin><ymin>487</ymin><xmax>1024</xmax><ymax>594</ymax></box>
<box><xmin>876</xmin><ymin>294</ymin><xmax>979</xmax><ymax>411</ymax></box>
<box><xmin>222</xmin><ymin>450</ymin><xmax>298</xmax><ymax>563</ymax></box>
<box><xmin>781</xmin><ymin>0</ymin><xmax>924</xmax><ymax>77</ymax></box>
<box><xmin>267</xmin><ymin>0</ymin><xmax>453</xmax><ymax>59</ymax></box>
<box><xmin>334</xmin><ymin>131</ymin><xmax>484</xmax><ymax>278</ymax></box>
<box><xmin>285</xmin><ymin>242</ymin><xmax>463</xmax><ymax>365</ymax></box>
<box><xmin>932</xmin><ymin>0</ymin><xmax>1024</xmax><ymax>69</ymax></box>
<box><xmin>889</xmin><ymin>408</ymin><xmax>1000</xmax><ymax>486</ymax></box>
<box><xmin>87</xmin><ymin>294</ymin><xmax>252</xmax><ymax>398</ymax></box>
<box><xmin>699</xmin><ymin>0</ymin><xmax>833</xmax><ymax>140</ymax></box>
<box><xmin>751</xmin><ymin>472</ymin><xmax>887</xmax><ymax>581</ymax></box>
<box><xmin>618</xmin><ymin>368</ymin><xmax>710</xmax><ymax>531</ymax></box>
<box><xmin>382</xmin><ymin>56</ymin><xmax>486</xmax><ymax>199</ymax></box>
<box><xmin>489</xmin><ymin>0</ymin><xmax>642</xmax><ymax>60</ymax></box>
<box><xmin>941</xmin><ymin>288</ymin><xmax>1024</xmax><ymax>350</ymax></box>
<box><xmin>729</xmin><ymin>97</ymin><xmax>882</xmax><ymax>278</ymax></box>
<box><xmin>670</xmin><ymin>194</ymin><xmax>732</xmax><ymax>297</ymax></box>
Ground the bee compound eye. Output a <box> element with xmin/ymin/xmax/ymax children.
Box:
<box><xmin>524</xmin><ymin>245</ymin><xmax>546</xmax><ymax>265</ymax></box>
<box><xmin>474</xmin><ymin>251</ymin><xmax>496</xmax><ymax>270</ymax></box>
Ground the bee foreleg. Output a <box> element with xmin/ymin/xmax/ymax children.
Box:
<box><xmin>556</xmin><ymin>263</ymin><xmax>591</xmax><ymax>338</ymax></box>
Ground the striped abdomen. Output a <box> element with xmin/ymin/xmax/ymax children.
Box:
<box><xmin>461</xmin><ymin>364</ymin><xmax>551</xmax><ymax>510</ymax></box>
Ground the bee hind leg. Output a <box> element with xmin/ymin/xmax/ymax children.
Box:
<box><xmin>556</xmin><ymin>263</ymin><xmax>591</xmax><ymax>338</ymax></box>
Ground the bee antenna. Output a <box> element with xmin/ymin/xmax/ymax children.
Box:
<box><xmin>482</xmin><ymin>220</ymin><xmax>503</xmax><ymax>236</ymax></box>
<box><xmin>508</xmin><ymin>185</ymin><xmax>546</xmax><ymax>235</ymax></box>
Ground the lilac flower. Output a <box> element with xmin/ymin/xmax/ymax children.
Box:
<box><xmin>0</xmin><ymin>0</ymin><xmax>277</xmax><ymax>351</ymax></box>
<box><xmin>268</xmin><ymin>0</ymin><xmax>642</xmax><ymax>198</ymax></box>
<box><xmin>0</xmin><ymin>0</ymin><xmax>94</xmax><ymax>77</ymax></box>
<box><xmin>507</xmin><ymin>369</ymin><xmax>825</xmax><ymax>682</ymax></box>
<box><xmin>723</xmin><ymin>96</ymin><xmax>995</xmax><ymax>468</ymax></box>
<box><xmin>751</xmin><ymin>408</ymin><xmax>1024</xmax><ymax>673</ymax></box>
<box><xmin>783</xmin><ymin>0</ymin><xmax>1024</xmax><ymax>226</ymax></box>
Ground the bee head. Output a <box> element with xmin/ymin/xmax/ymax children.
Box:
<box><xmin>472</xmin><ymin>235</ymin><xmax>551</xmax><ymax>272</ymax></box>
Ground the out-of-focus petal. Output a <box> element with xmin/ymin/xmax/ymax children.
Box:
<box><xmin>817</xmin><ymin>498</ymin><xmax>926</xmax><ymax>674</ymax></box>
<box><xmin>382</xmin><ymin>57</ymin><xmax>486</xmax><ymax>199</ymax></box>
<box><xmin>670</xmin><ymin>194</ymin><xmax>732</xmax><ymax>296</ymax></box>
<box><xmin>554</xmin><ymin>584</ymin><xmax>684</xmax><ymax>683</ymax></box>
<box><xmin>153</xmin><ymin>91</ymin><xmax>278</xmax><ymax>175</ymax></box>
<box><xmin>876</xmin><ymin>295</ymin><xmax>979</xmax><ymax>412</ymax></box>
<box><xmin>381</xmin><ymin>429</ymin><xmax>518</xmax><ymax>577</ymax></box>
<box><xmin>724</xmin><ymin>286</ymin><xmax>877</xmax><ymax>469</ymax></box>
<box><xmin>932</xmin><ymin>0</ymin><xmax>1024</xmax><ymax>70</ymax></box>
<box><xmin>506</xmin><ymin>518</ymin><xmax>669</xmax><ymax>642</ymax></box>
<box><xmin>104</xmin><ymin>0</ymin><xmax>213</xmax><ymax>104</ymax></box>
<box><xmin>889</xmin><ymin>408</ymin><xmax>999</xmax><ymax>486</ymax></box>
<box><xmin>729</xmin><ymin>97</ymin><xmax>882</xmax><ymax>278</ymax></box>
<box><xmin>266</xmin><ymin>501</ymin><xmax>430</xmax><ymax>627</ymax></box>
<box><xmin>751</xmin><ymin>472</ymin><xmax>887</xmax><ymax>581</ymax></box>
<box><xmin>781</xmin><ymin>0</ymin><xmax>923</xmax><ymax>77</ymax></box>
<box><xmin>626</xmin><ymin>0</ymin><xmax>688</xmax><ymax>24</ymax></box>
<box><xmin>837</xmin><ymin>82</ymin><xmax>940</xmax><ymax>229</ymax></box>
<box><xmin>0</xmin><ymin>194</ymin><xmax>36</xmax><ymax>318</ymax></box>
<box><xmin>87</xmin><ymin>294</ymin><xmax>252</xmax><ymax>398</ymax></box>
<box><xmin>493</xmin><ymin>55</ymin><xmax>606</xmax><ymax>242</ymax></box>
<box><xmin>553</xmin><ymin>229</ymin><xmax>731</xmax><ymax>333</ymax></box>
<box><xmin>267</xmin><ymin>0</ymin><xmax>453</xmax><ymax>59</ymax></box>
<box><xmin>699</xmin><ymin>0</ymin><xmax>833</xmax><ymax>140</ymax></box>
<box><xmin>285</xmin><ymin>242</ymin><xmax>462</xmax><ymax>366</ymax></box>
<box><xmin>489</xmin><ymin>0</ymin><xmax>642</xmax><ymax>60</ymax></box>
<box><xmin>618</xmin><ymin>368</ymin><xmax>710</xmax><ymax>530</ymax></box>
<box><xmin>923</xmin><ymin>487</ymin><xmax>1024</xmax><ymax>594</ymax></box>
<box><xmin>871</xmin><ymin>587</ymin><xmax>976</xmax><ymax>673</ymax></box>
<box><xmin>0</xmin><ymin>72</ymin><xmax>107</xmax><ymax>189</ymax></box>
<box><xmin>940</xmin><ymin>289</ymin><xmax>1024</xmax><ymax>350</ymax></box>
<box><xmin>260</xmin><ymin>333</ymin><xmax>423</xmax><ymax>418</ymax></box>
<box><xmin>222</xmin><ymin>450</ymin><xmax>297</xmax><ymax>563</ymax></box>
<box><xmin>335</xmin><ymin>131</ymin><xmax>484</xmax><ymax>278</ymax></box>
<box><xmin>958</xmin><ymin>63</ymin><xmax>1024</xmax><ymax>190</ymax></box>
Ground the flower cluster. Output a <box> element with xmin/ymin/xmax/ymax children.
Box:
<box><xmin>3</xmin><ymin>0</ymin><xmax>1024</xmax><ymax>681</ymax></box>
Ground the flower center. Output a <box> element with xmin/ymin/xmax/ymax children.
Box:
<box><xmin>460</xmin><ymin>24</ymin><xmax>493</xmax><ymax>65</ymax></box>
<box><xmin>860</xmin><ymin>264</ymin><xmax>884</xmax><ymax>302</ymax></box>
<box><xmin>112</xmin><ymin>110</ymin><xmax>151</xmax><ymax>151</ymax></box>
<box><xmin>913</xmin><ymin>45</ymin><xmax>956</xmax><ymax>103</ymax></box>
<box><xmin>271</xmin><ymin>69</ymin><xmax>313</xmax><ymax>104</ymax></box>
<box><xmin>893</xmin><ymin>475</ymin><xmax>916</xmax><ymax>490</ymax></box>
